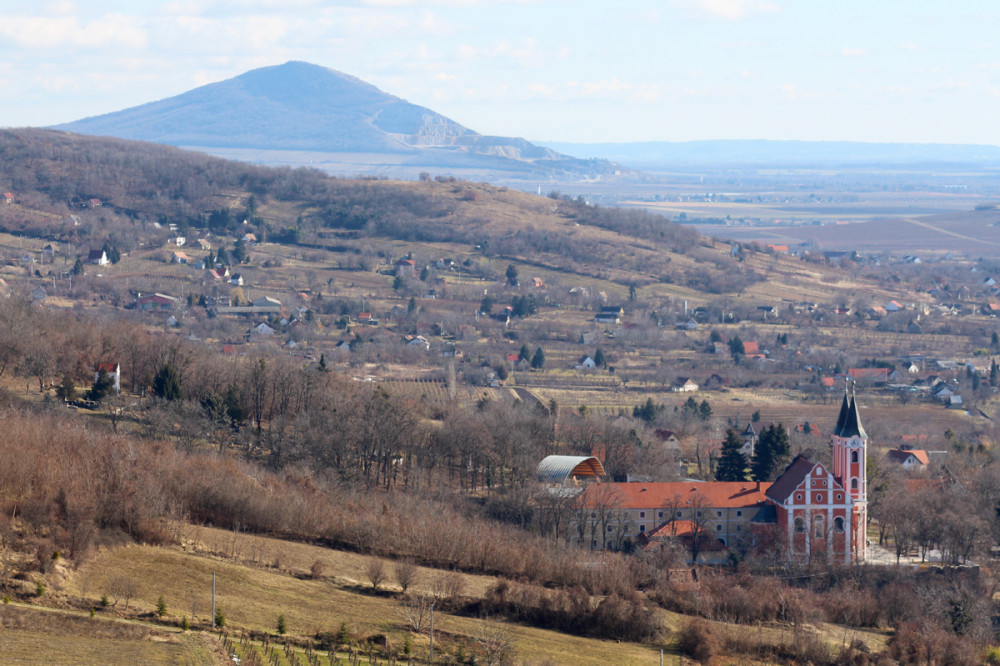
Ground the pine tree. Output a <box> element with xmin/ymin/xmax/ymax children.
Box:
<box><xmin>593</xmin><ymin>348</ymin><xmax>606</xmax><ymax>368</ymax></box>
<box><xmin>518</xmin><ymin>344</ymin><xmax>531</xmax><ymax>363</ymax></box>
<box><xmin>153</xmin><ymin>362</ymin><xmax>182</xmax><ymax>401</ymax></box>
<box><xmin>505</xmin><ymin>264</ymin><xmax>519</xmax><ymax>287</ymax></box>
<box><xmin>715</xmin><ymin>428</ymin><xmax>747</xmax><ymax>481</ymax></box>
<box><xmin>87</xmin><ymin>370</ymin><xmax>115</xmax><ymax>403</ymax></box>
<box><xmin>156</xmin><ymin>595</ymin><xmax>167</xmax><ymax>617</ymax></box>
<box><xmin>991</xmin><ymin>359</ymin><xmax>998</xmax><ymax>388</ymax></box>
<box><xmin>752</xmin><ymin>424</ymin><xmax>790</xmax><ymax>482</ymax></box>
<box><xmin>276</xmin><ymin>613</ymin><xmax>286</xmax><ymax>635</ymax></box>
<box><xmin>531</xmin><ymin>346</ymin><xmax>545</xmax><ymax>369</ymax></box>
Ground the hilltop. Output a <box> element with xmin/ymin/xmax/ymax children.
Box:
<box><xmin>52</xmin><ymin>61</ymin><xmax>625</xmax><ymax>182</ymax></box>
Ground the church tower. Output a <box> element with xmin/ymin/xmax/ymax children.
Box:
<box><xmin>831</xmin><ymin>385</ymin><xmax>868</xmax><ymax>561</ymax></box>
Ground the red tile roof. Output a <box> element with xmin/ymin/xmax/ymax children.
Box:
<box><xmin>848</xmin><ymin>367</ymin><xmax>889</xmax><ymax>380</ymax></box>
<box><xmin>579</xmin><ymin>481</ymin><xmax>771</xmax><ymax>510</ymax></box>
<box><xmin>887</xmin><ymin>449</ymin><xmax>929</xmax><ymax>465</ymax></box>
<box><xmin>743</xmin><ymin>341</ymin><xmax>759</xmax><ymax>354</ymax></box>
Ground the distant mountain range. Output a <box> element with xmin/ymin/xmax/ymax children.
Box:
<box><xmin>537</xmin><ymin>139</ymin><xmax>1000</xmax><ymax>170</ymax></box>
<box><xmin>52</xmin><ymin>61</ymin><xmax>624</xmax><ymax>182</ymax></box>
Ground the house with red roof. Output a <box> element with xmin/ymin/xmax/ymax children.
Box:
<box><xmin>848</xmin><ymin>367</ymin><xmax>889</xmax><ymax>382</ymax></box>
<box><xmin>887</xmin><ymin>448</ymin><xmax>929</xmax><ymax>470</ymax></box>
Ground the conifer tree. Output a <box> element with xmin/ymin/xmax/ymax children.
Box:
<box><xmin>715</xmin><ymin>428</ymin><xmax>747</xmax><ymax>482</ymax></box>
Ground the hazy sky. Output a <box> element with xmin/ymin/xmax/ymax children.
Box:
<box><xmin>2</xmin><ymin>1</ymin><xmax>999</xmax><ymax>145</ymax></box>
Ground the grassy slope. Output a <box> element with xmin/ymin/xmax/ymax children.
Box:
<box><xmin>63</xmin><ymin>539</ymin><xmax>666</xmax><ymax>665</ymax></box>
<box><xmin>50</xmin><ymin>525</ymin><xmax>889</xmax><ymax>665</ymax></box>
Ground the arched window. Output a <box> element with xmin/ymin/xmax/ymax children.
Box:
<box><xmin>814</xmin><ymin>515</ymin><xmax>825</xmax><ymax>539</ymax></box>
<box><xmin>851</xmin><ymin>479</ymin><xmax>858</xmax><ymax>490</ymax></box>
<box><xmin>794</xmin><ymin>517</ymin><xmax>806</xmax><ymax>533</ymax></box>
<box><xmin>833</xmin><ymin>517</ymin><xmax>845</xmax><ymax>533</ymax></box>
<box><xmin>851</xmin><ymin>451</ymin><xmax>859</xmax><ymax>463</ymax></box>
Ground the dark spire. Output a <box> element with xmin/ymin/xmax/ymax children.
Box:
<box><xmin>840</xmin><ymin>388</ymin><xmax>867</xmax><ymax>440</ymax></box>
<box><xmin>834</xmin><ymin>385</ymin><xmax>850</xmax><ymax>436</ymax></box>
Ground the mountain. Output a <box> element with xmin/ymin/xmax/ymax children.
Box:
<box><xmin>52</xmin><ymin>61</ymin><xmax>624</xmax><ymax>181</ymax></box>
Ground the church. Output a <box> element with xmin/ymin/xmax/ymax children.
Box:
<box><xmin>568</xmin><ymin>391</ymin><xmax>869</xmax><ymax>564</ymax></box>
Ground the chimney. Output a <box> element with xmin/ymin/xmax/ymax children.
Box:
<box><xmin>755</xmin><ymin>481</ymin><xmax>761</xmax><ymax>491</ymax></box>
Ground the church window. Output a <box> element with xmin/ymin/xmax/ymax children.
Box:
<box><xmin>851</xmin><ymin>479</ymin><xmax>858</xmax><ymax>490</ymax></box>
<box><xmin>833</xmin><ymin>517</ymin><xmax>845</xmax><ymax>532</ymax></box>
<box><xmin>796</xmin><ymin>493</ymin><xmax>802</xmax><ymax>501</ymax></box>
<box><xmin>814</xmin><ymin>515</ymin><xmax>825</xmax><ymax>538</ymax></box>
<box><xmin>851</xmin><ymin>451</ymin><xmax>859</xmax><ymax>463</ymax></box>
<box><xmin>794</xmin><ymin>517</ymin><xmax>805</xmax><ymax>533</ymax></box>
<box><xmin>836</xmin><ymin>494</ymin><xmax>842</xmax><ymax>501</ymax></box>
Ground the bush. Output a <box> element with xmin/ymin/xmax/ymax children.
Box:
<box><xmin>156</xmin><ymin>595</ymin><xmax>167</xmax><ymax>617</ymax></box>
<box><xmin>310</xmin><ymin>559</ymin><xmax>325</xmax><ymax>580</ymax></box>
<box><xmin>35</xmin><ymin>580</ymin><xmax>45</xmax><ymax>597</ymax></box>
<box><xmin>277</xmin><ymin>613</ymin><xmax>286</xmax><ymax>635</ymax></box>
<box><xmin>214</xmin><ymin>608</ymin><xmax>225</xmax><ymax>628</ymax></box>
<box><xmin>679</xmin><ymin>619</ymin><xmax>718</xmax><ymax>664</ymax></box>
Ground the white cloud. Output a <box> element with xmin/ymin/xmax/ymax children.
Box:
<box><xmin>0</xmin><ymin>13</ymin><xmax>147</xmax><ymax>48</ymax></box>
<box><xmin>840</xmin><ymin>47</ymin><xmax>867</xmax><ymax>58</ymax></box>
<box><xmin>897</xmin><ymin>41</ymin><xmax>920</xmax><ymax>52</ymax></box>
<box><xmin>673</xmin><ymin>0</ymin><xmax>779</xmax><ymax>21</ymax></box>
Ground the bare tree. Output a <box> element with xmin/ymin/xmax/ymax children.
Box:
<box><xmin>399</xmin><ymin>592</ymin><xmax>434</xmax><ymax>633</ymax></box>
<box><xmin>476</xmin><ymin>616</ymin><xmax>515</xmax><ymax>666</ymax></box>
<box><xmin>365</xmin><ymin>557</ymin><xmax>388</xmax><ymax>591</ymax></box>
<box><xmin>394</xmin><ymin>559</ymin><xmax>419</xmax><ymax>595</ymax></box>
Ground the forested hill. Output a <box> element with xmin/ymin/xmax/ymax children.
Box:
<box><xmin>0</xmin><ymin>128</ymin><xmax>768</xmax><ymax>295</ymax></box>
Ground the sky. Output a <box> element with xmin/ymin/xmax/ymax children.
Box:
<box><xmin>1</xmin><ymin>0</ymin><xmax>999</xmax><ymax>145</ymax></box>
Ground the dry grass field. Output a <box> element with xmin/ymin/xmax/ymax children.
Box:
<box><xmin>62</xmin><ymin>536</ymin><xmax>669</xmax><ymax>665</ymax></box>
<box><xmin>50</xmin><ymin>526</ymin><xmax>892</xmax><ymax>665</ymax></box>
<box><xmin>0</xmin><ymin>604</ymin><xmax>225</xmax><ymax>665</ymax></box>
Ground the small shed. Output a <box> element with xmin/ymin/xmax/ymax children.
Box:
<box><xmin>536</xmin><ymin>455</ymin><xmax>605</xmax><ymax>485</ymax></box>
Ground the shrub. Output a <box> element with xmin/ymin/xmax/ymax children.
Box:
<box><xmin>679</xmin><ymin>619</ymin><xmax>718</xmax><ymax>664</ymax></box>
<box><xmin>181</xmin><ymin>616</ymin><xmax>189</xmax><ymax>631</ymax></box>
<box><xmin>214</xmin><ymin>608</ymin><xmax>225</xmax><ymax>628</ymax></box>
<box><xmin>310</xmin><ymin>559</ymin><xmax>325</xmax><ymax>580</ymax></box>
<box><xmin>156</xmin><ymin>595</ymin><xmax>167</xmax><ymax>617</ymax></box>
<box><xmin>35</xmin><ymin>580</ymin><xmax>45</xmax><ymax>597</ymax></box>
<box><xmin>277</xmin><ymin>613</ymin><xmax>286</xmax><ymax>635</ymax></box>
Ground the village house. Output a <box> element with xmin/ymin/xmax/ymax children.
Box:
<box><xmin>672</xmin><ymin>377</ymin><xmax>699</xmax><ymax>392</ymax></box>
<box><xmin>86</xmin><ymin>249</ymin><xmax>109</xmax><ymax>266</ymax></box>
<box><xmin>136</xmin><ymin>293</ymin><xmax>178</xmax><ymax>311</ymax></box>
<box><xmin>594</xmin><ymin>305</ymin><xmax>623</xmax><ymax>324</ymax></box>
<box><xmin>170</xmin><ymin>251</ymin><xmax>191</xmax><ymax>264</ymax></box>
<box><xmin>396</xmin><ymin>259</ymin><xmax>416</xmax><ymax>277</ymax></box>
<box><xmin>887</xmin><ymin>448</ymin><xmax>929</xmax><ymax>470</ymax></box>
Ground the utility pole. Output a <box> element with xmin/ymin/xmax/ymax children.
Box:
<box><xmin>429</xmin><ymin>602</ymin><xmax>434</xmax><ymax>663</ymax></box>
<box><xmin>211</xmin><ymin>572</ymin><xmax>216</xmax><ymax>628</ymax></box>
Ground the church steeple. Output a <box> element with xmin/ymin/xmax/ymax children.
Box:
<box><xmin>834</xmin><ymin>389</ymin><xmax>850</xmax><ymax>436</ymax></box>
<box><xmin>839</xmin><ymin>388</ymin><xmax>867</xmax><ymax>439</ymax></box>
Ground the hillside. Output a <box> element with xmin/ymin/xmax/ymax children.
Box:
<box><xmin>51</xmin><ymin>61</ymin><xmax>624</xmax><ymax>181</ymax></box>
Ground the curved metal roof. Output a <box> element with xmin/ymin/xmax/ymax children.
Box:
<box><xmin>536</xmin><ymin>455</ymin><xmax>605</xmax><ymax>483</ymax></box>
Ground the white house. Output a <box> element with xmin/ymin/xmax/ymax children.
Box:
<box><xmin>253</xmin><ymin>322</ymin><xmax>275</xmax><ymax>336</ymax></box>
<box><xmin>575</xmin><ymin>356</ymin><xmax>596</xmax><ymax>370</ymax></box>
